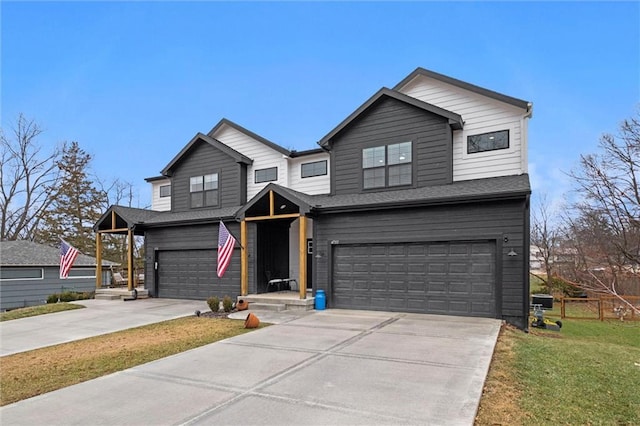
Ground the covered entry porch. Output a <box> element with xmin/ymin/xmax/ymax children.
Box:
<box><xmin>238</xmin><ymin>184</ymin><xmax>315</xmax><ymax>301</ymax></box>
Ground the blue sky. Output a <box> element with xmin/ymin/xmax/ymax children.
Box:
<box><xmin>2</xmin><ymin>1</ymin><xmax>639</xmax><ymax>209</ymax></box>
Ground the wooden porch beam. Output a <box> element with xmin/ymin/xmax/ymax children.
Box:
<box><xmin>298</xmin><ymin>215</ymin><xmax>307</xmax><ymax>299</ymax></box>
<box><xmin>127</xmin><ymin>228</ymin><xmax>133</xmax><ymax>291</ymax></box>
<box><xmin>244</xmin><ymin>213</ymin><xmax>300</xmax><ymax>222</ymax></box>
<box><xmin>98</xmin><ymin>228</ymin><xmax>129</xmax><ymax>234</ymax></box>
<box><xmin>95</xmin><ymin>232</ymin><xmax>102</xmax><ymax>289</ymax></box>
<box><xmin>269</xmin><ymin>190</ymin><xmax>274</xmax><ymax>217</ymax></box>
<box><xmin>241</xmin><ymin>219</ymin><xmax>248</xmax><ymax>296</ymax></box>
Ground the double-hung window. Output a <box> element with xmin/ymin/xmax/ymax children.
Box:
<box><xmin>190</xmin><ymin>173</ymin><xmax>218</xmax><ymax>208</ymax></box>
<box><xmin>362</xmin><ymin>141</ymin><xmax>412</xmax><ymax>189</ymax></box>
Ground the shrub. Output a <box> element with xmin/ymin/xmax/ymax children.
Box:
<box><xmin>222</xmin><ymin>295</ymin><xmax>233</xmax><ymax>312</ymax></box>
<box><xmin>207</xmin><ymin>296</ymin><xmax>220</xmax><ymax>312</ymax></box>
<box><xmin>47</xmin><ymin>294</ymin><xmax>59</xmax><ymax>304</ymax></box>
<box><xmin>81</xmin><ymin>291</ymin><xmax>95</xmax><ymax>300</ymax></box>
<box><xmin>59</xmin><ymin>291</ymin><xmax>78</xmax><ymax>302</ymax></box>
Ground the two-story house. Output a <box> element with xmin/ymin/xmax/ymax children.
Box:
<box><xmin>95</xmin><ymin>67</ymin><xmax>532</xmax><ymax>328</ymax></box>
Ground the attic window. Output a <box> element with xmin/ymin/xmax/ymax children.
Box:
<box><xmin>467</xmin><ymin>130</ymin><xmax>509</xmax><ymax>154</ymax></box>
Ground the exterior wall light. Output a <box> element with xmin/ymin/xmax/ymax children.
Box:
<box><xmin>507</xmin><ymin>249</ymin><xmax>518</xmax><ymax>257</ymax></box>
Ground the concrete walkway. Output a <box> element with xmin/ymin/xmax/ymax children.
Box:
<box><xmin>0</xmin><ymin>302</ymin><xmax>501</xmax><ymax>426</ymax></box>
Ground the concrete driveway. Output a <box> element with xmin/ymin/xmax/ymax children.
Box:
<box><xmin>0</xmin><ymin>305</ymin><xmax>500</xmax><ymax>426</ymax></box>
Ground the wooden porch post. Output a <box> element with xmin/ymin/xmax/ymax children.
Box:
<box><xmin>241</xmin><ymin>219</ymin><xmax>248</xmax><ymax>296</ymax></box>
<box><xmin>127</xmin><ymin>228</ymin><xmax>133</xmax><ymax>291</ymax></box>
<box><xmin>95</xmin><ymin>232</ymin><xmax>102</xmax><ymax>289</ymax></box>
<box><xmin>298</xmin><ymin>215</ymin><xmax>307</xmax><ymax>299</ymax></box>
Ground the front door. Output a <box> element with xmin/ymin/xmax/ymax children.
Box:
<box><xmin>256</xmin><ymin>219</ymin><xmax>291</xmax><ymax>293</ymax></box>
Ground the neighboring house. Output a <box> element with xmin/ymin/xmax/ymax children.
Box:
<box><xmin>95</xmin><ymin>67</ymin><xmax>532</xmax><ymax>328</ymax></box>
<box><xmin>0</xmin><ymin>241</ymin><xmax>116</xmax><ymax>311</ymax></box>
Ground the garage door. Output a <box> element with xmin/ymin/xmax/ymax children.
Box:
<box><xmin>332</xmin><ymin>240</ymin><xmax>496</xmax><ymax>317</ymax></box>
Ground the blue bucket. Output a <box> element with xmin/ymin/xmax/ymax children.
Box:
<box><xmin>315</xmin><ymin>290</ymin><xmax>326</xmax><ymax>310</ymax></box>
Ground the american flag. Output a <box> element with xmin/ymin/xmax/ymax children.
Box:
<box><xmin>217</xmin><ymin>221</ymin><xmax>236</xmax><ymax>278</ymax></box>
<box><xmin>60</xmin><ymin>239</ymin><xmax>80</xmax><ymax>279</ymax></box>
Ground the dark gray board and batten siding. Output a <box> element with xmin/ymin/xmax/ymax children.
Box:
<box><xmin>313</xmin><ymin>198</ymin><xmax>528</xmax><ymax>327</ymax></box>
<box><xmin>144</xmin><ymin>221</ymin><xmax>253</xmax><ymax>301</ymax></box>
<box><xmin>329</xmin><ymin>96</ymin><xmax>453</xmax><ymax>196</ymax></box>
<box><xmin>169</xmin><ymin>141</ymin><xmax>246</xmax><ymax>213</ymax></box>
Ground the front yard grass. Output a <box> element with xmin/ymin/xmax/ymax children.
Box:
<box><xmin>0</xmin><ymin>317</ymin><xmax>264</xmax><ymax>406</ymax></box>
<box><xmin>0</xmin><ymin>303</ymin><xmax>84</xmax><ymax>321</ymax></box>
<box><xmin>476</xmin><ymin>318</ymin><xmax>640</xmax><ymax>425</ymax></box>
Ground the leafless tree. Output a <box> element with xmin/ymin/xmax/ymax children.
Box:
<box><xmin>0</xmin><ymin>114</ymin><xmax>61</xmax><ymax>240</ymax></box>
<box><xmin>531</xmin><ymin>195</ymin><xmax>561</xmax><ymax>285</ymax></box>
<box><xmin>563</xmin><ymin>109</ymin><xmax>640</xmax><ymax>305</ymax></box>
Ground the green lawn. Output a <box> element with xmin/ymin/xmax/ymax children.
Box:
<box><xmin>515</xmin><ymin>319</ymin><xmax>640</xmax><ymax>424</ymax></box>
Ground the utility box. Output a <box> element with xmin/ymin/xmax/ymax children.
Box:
<box><xmin>532</xmin><ymin>294</ymin><xmax>553</xmax><ymax>309</ymax></box>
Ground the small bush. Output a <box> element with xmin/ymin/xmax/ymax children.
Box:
<box><xmin>81</xmin><ymin>291</ymin><xmax>95</xmax><ymax>300</ymax></box>
<box><xmin>47</xmin><ymin>294</ymin><xmax>59</xmax><ymax>304</ymax></box>
<box><xmin>58</xmin><ymin>291</ymin><xmax>78</xmax><ymax>302</ymax></box>
<box><xmin>222</xmin><ymin>295</ymin><xmax>233</xmax><ymax>312</ymax></box>
<box><xmin>207</xmin><ymin>296</ymin><xmax>220</xmax><ymax>312</ymax></box>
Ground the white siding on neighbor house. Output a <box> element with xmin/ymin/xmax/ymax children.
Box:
<box><xmin>212</xmin><ymin>125</ymin><xmax>289</xmax><ymax>199</ymax></box>
<box><xmin>287</xmin><ymin>153</ymin><xmax>331</xmax><ymax>195</ymax></box>
<box><xmin>398</xmin><ymin>76</ymin><xmax>529</xmax><ymax>181</ymax></box>
<box><xmin>150</xmin><ymin>179</ymin><xmax>171</xmax><ymax>211</ymax></box>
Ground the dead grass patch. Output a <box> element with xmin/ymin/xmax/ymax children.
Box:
<box><xmin>475</xmin><ymin>323</ymin><xmax>527</xmax><ymax>425</ymax></box>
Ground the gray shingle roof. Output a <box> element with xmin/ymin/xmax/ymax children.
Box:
<box><xmin>308</xmin><ymin>174</ymin><xmax>531</xmax><ymax>212</ymax></box>
<box><xmin>0</xmin><ymin>240</ymin><xmax>117</xmax><ymax>267</ymax></box>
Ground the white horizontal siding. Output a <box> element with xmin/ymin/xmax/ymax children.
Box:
<box><xmin>212</xmin><ymin>125</ymin><xmax>289</xmax><ymax>199</ymax></box>
<box><xmin>288</xmin><ymin>153</ymin><xmax>331</xmax><ymax>195</ymax></box>
<box><xmin>150</xmin><ymin>179</ymin><xmax>171</xmax><ymax>211</ymax></box>
<box><xmin>398</xmin><ymin>77</ymin><xmax>528</xmax><ymax>181</ymax></box>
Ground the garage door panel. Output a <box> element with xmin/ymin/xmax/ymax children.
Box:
<box><xmin>157</xmin><ymin>249</ymin><xmax>239</xmax><ymax>300</ymax></box>
<box><xmin>332</xmin><ymin>240</ymin><xmax>496</xmax><ymax>318</ymax></box>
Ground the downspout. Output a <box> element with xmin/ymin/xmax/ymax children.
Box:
<box><xmin>521</xmin><ymin>103</ymin><xmax>533</xmax><ymax>174</ymax></box>
<box><xmin>524</xmin><ymin>194</ymin><xmax>531</xmax><ymax>332</ymax></box>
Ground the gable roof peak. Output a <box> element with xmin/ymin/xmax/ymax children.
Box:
<box><xmin>394</xmin><ymin>67</ymin><xmax>532</xmax><ymax>112</ymax></box>
<box><xmin>160</xmin><ymin>132</ymin><xmax>252</xmax><ymax>177</ymax></box>
<box><xmin>318</xmin><ymin>87</ymin><xmax>463</xmax><ymax>148</ymax></box>
<box><xmin>207</xmin><ymin>118</ymin><xmax>291</xmax><ymax>156</ymax></box>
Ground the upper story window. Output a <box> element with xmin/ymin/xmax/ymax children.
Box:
<box><xmin>362</xmin><ymin>141</ymin><xmax>412</xmax><ymax>189</ymax></box>
<box><xmin>255</xmin><ymin>167</ymin><xmax>277</xmax><ymax>183</ymax></box>
<box><xmin>159</xmin><ymin>184</ymin><xmax>171</xmax><ymax>198</ymax></box>
<box><xmin>301</xmin><ymin>160</ymin><xmax>327</xmax><ymax>178</ymax></box>
<box><xmin>190</xmin><ymin>173</ymin><xmax>218</xmax><ymax>208</ymax></box>
<box><xmin>467</xmin><ymin>130</ymin><xmax>509</xmax><ymax>154</ymax></box>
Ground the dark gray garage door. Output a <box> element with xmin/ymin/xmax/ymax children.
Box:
<box><xmin>332</xmin><ymin>240</ymin><xmax>496</xmax><ymax>317</ymax></box>
<box><xmin>157</xmin><ymin>249</ymin><xmax>240</xmax><ymax>300</ymax></box>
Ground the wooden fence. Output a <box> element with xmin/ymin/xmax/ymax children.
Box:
<box><xmin>560</xmin><ymin>295</ymin><xmax>640</xmax><ymax>321</ymax></box>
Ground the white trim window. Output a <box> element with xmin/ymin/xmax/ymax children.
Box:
<box><xmin>362</xmin><ymin>141</ymin><xmax>412</xmax><ymax>189</ymax></box>
<box><xmin>0</xmin><ymin>268</ymin><xmax>44</xmax><ymax>281</ymax></box>
<box><xmin>190</xmin><ymin>173</ymin><xmax>219</xmax><ymax>208</ymax></box>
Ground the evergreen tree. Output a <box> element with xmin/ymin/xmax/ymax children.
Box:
<box><xmin>36</xmin><ymin>142</ymin><xmax>106</xmax><ymax>254</ymax></box>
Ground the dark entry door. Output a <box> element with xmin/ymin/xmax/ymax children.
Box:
<box><xmin>306</xmin><ymin>238</ymin><xmax>313</xmax><ymax>290</ymax></box>
<box><xmin>256</xmin><ymin>220</ymin><xmax>291</xmax><ymax>293</ymax></box>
